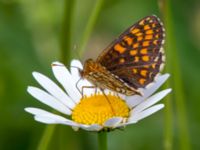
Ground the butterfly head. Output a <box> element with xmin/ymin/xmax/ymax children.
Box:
<box><xmin>79</xmin><ymin>59</ymin><xmax>96</xmax><ymax>78</ymax></box>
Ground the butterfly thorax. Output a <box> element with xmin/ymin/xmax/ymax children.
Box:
<box><xmin>80</xmin><ymin>59</ymin><xmax>141</xmax><ymax>96</ymax></box>
<box><xmin>80</xmin><ymin>59</ymin><xmax>102</xmax><ymax>78</ymax></box>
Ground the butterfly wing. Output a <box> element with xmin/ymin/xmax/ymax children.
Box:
<box><xmin>96</xmin><ymin>15</ymin><xmax>165</xmax><ymax>89</ymax></box>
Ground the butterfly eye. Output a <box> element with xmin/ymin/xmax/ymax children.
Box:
<box><xmin>78</xmin><ymin>69</ymin><xmax>85</xmax><ymax>78</ymax></box>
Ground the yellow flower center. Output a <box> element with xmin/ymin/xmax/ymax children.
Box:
<box><xmin>72</xmin><ymin>94</ymin><xmax>130</xmax><ymax>125</ymax></box>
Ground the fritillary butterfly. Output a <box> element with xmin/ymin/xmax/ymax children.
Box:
<box><xmin>80</xmin><ymin>15</ymin><xmax>165</xmax><ymax>96</ymax></box>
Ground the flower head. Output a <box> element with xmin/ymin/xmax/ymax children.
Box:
<box><xmin>25</xmin><ymin>60</ymin><xmax>171</xmax><ymax>131</ymax></box>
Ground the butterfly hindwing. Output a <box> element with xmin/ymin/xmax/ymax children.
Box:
<box><xmin>110</xmin><ymin>52</ymin><xmax>164</xmax><ymax>88</ymax></box>
<box><xmin>96</xmin><ymin>15</ymin><xmax>165</xmax><ymax>89</ymax></box>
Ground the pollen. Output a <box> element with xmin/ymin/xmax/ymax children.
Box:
<box><xmin>72</xmin><ymin>94</ymin><xmax>130</xmax><ymax>125</ymax></box>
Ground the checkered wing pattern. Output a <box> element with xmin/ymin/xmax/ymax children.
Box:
<box><xmin>96</xmin><ymin>15</ymin><xmax>165</xmax><ymax>89</ymax></box>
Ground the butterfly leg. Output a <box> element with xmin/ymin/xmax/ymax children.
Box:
<box><xmin>81</xmin><ymin>85</ymin><xmax>96</xmax><ymax>97</ymax></box>
<box><xmin>75</xmin><ymin>78</ymin><xmax>82</xmax><ymax>95</ymax></box>
<box><xmin>95</xmin><ymin>87</ymin><xmax>98</xmax><ymax>94</ymax></box>
<box><xmin>100</xmin><ymin>88</ymin><xmax>116</xmax><ymax>116</ymax></box>
<box><xmin>113</xmin><ymin>92</ymin><xmax>120</xmax><ymax>98</ymax></box>
<box><xmin>116</xmin><ymin>92</ymin><xmax>120</xmax><ymax>98</ymax></box>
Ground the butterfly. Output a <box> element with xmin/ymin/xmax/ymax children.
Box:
<box><xmin>80</xmin><ymin>15</ymin><xmax>165</xmax><ymax>96</ymax></box>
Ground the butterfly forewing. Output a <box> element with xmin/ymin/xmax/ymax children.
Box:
<box><xmin>96</xmin><ymin>15</ymin><xmax>165</xmax><ymax>89</ymax></box>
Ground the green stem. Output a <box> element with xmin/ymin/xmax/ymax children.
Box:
<box><xmin>60</xmin><ymin>0</ymin><xmax>76</xmax><ymax>65</ymax></box>
<box><xmin>159</xmin><ymin>0</ymin><xmax>191</xmax><ymax>149</ymax></box>
<box><xmin>98</xmin><ymin>132</ymin><xmax>107</xmax><ymax>150</ymax></box>
<box><xmin>78</xmin><ymin>0</ymin><xmax>104</xmax><ymax>57</ymax></box>
<box><xmin>37</xmin><ymin>125</ymin><xmax>56</xmax><ymax>150</ymax></box>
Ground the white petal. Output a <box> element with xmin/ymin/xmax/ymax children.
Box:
<box><xmin>80</xmin><ymin>124</ymin><xmax>103</xmax><ymax>131</ymax></box>
<box><xmin>142</xmin><ymin>74</ymin><xmax>170</xmax><ymax>98</ymax></box>
<box><xmin>34</xmin><ymin>116</ymin><xmax>58</xmax><ymax>124</ymax></box>
<box><xmin>25</xmin><ymin>107</ymin><xmax>72</xmax><ymax>122</ymax></box>
<box><xmin>34</xmin><ymin>116</ymin><xmax>79</xmax><ymax>127</ymax></box>
<box><xmin>128</xmin><ymin>104</ymin><xmax>164</xmax><ymax>122</ymax></box>
<box><xmin>130</xmin><ymin>89</ymin><xmax>171</xmax><ymax>115</ymax></box>
<box><xmin>77</xmin><ymin>79</ymin><xmax>95</xmax><ymax>97</ymax></box>
<box><xmin>115</xmin><ymin>120</ymin><xmax>138</xmax><ymax>128</ymax></box>
<box><xmin>70</xmin><ymin>60</ymin><xmax>99</xmax><ymax>97</ymax></box>
<box><xmin>32</xmin><ymin>72</ymin><xmax>75</xmax><ymax>109</ymax></box>
<box><xmin>52</xmin><ymin>61</ymin><xmax>81</xmax><ymax>103</ymax></box>
<box><xmin>126</xmin><ymin>74</ymin><xmax>170</xmax><ymax>108</ymax></box>
<box><xmin>70</xmin><ymin>60</ymin><xmax>98</xmax><ymax>97</ymax></box>
<box><xmin>25</xmin><ymin>107</ymin><xmax>54</xmax><ymax>115</ymax></box>
<box><xmin>27</xmin><ymin>86</ymin><xmax>71</xmax><ymax>115</ymax></box>
<box><xmin>103</xmin><ymin>117</ymin><xmax>123</xmax><ymax>127</ymax></box>
<box><xmin>70</xmin><ymin>59</ymin><xmax>83</xmax><ymax>79</ymax></box>
<box><xmin>118</xmin><ymin>93</ymin><xmax>126</xmax><ymax>100</ymax></box>
<box><xmin>71</xmin><ymin>59</ymin><xmax>83</xmax><ymax>69</ymax></box>
<box><xmin>25</xmin><ymin>107</ymin><xmax>79</xmax><ymax>126</ymax></box>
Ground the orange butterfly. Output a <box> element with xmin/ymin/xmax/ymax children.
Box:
<box><xmin>80</xmin><ymin>15</ymin><xmax>165</xmax><ymax>96</ymax></box>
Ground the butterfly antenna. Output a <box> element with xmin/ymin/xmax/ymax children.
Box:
<box><xmin>71</xmin><ymin>65</ymin><xmax>82</xmax><ymax>70</ymax></box>
<box><xmin>100</xmin><ymin>88</ymin><xmax>116</xmax><ymax>116</ymax></box>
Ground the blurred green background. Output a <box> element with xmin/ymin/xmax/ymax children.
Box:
<box><xmin>0</xmin><ymin>0</ymin><xmax>200</xmax><ymax>150</ymax></box>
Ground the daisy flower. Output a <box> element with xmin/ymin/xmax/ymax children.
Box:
<box><xmin>25</xmin><ymin>60</ymin><xmax>171</xmax><ymax>131</ymax></box>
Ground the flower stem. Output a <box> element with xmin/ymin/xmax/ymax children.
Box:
<box><xmin>158</xmin><ymin>0</ymin><xmax>191</xmax><ymax>149</ymax></box>
<box><xmin>60</xmin><ymin>0</ymin><xmax>76</xmax><ymax>66</ymax></box>
<box><xmin>98</xmin><ymin>132</ymin><xmax>107</xmax><ymax>150</ymax></box>
<box><xmin>37</xmin><ymin>125</ymin><xmax>56</xmax><ymax>150</ymax></box>
<box><xmin>78</xmin><ymin>0</ymin><xmax>104</xmax><ymax>57</ymax></box>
